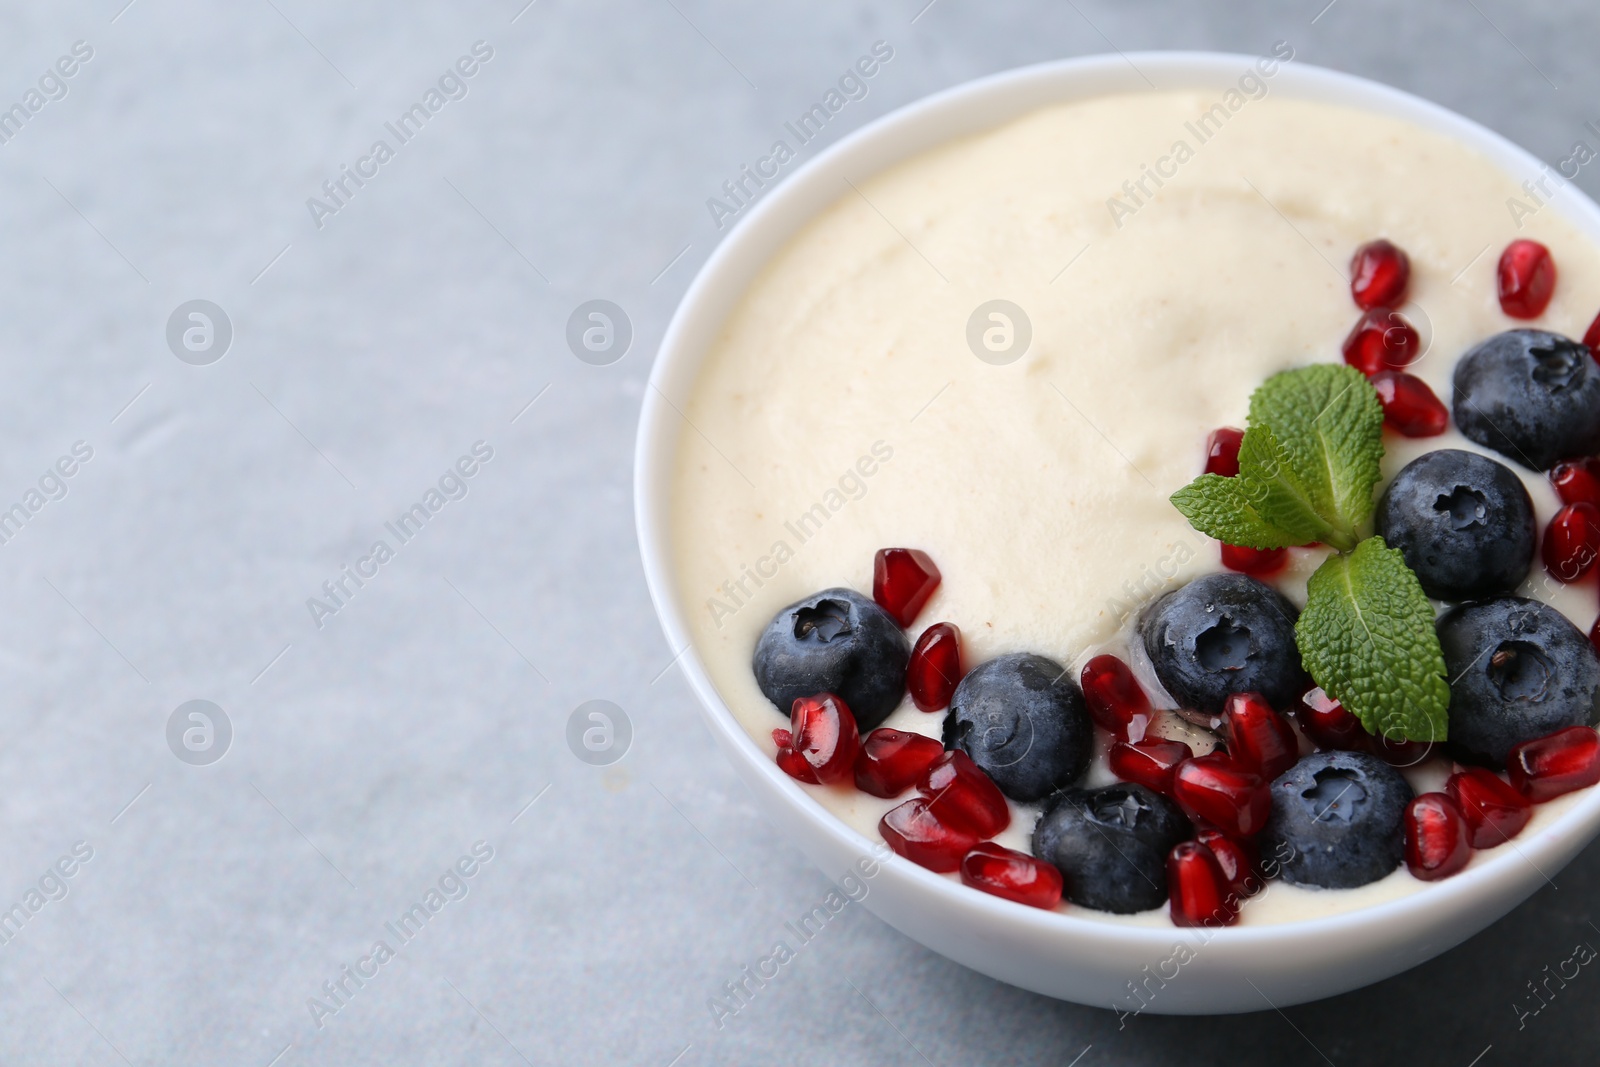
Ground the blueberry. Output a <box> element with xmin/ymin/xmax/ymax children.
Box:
<box><xmin>942</xmin><ymin>653</ymin><xmax>1093</xmax><ymax>801</ymax></box>
<box><xmin>1032</xmin><ymin>783</ymin><xmax>1190</xmax><ymax>913</ymax></box>
<box><xmin>1139</xmin><ymin>573</ymin><xmax>1303</xmax><ymax>716</ymax></box>
<box><xmin>1453</xmin><ymin>329</ymin><xmax>1600</xmax><ymax>470</ymax></box>
<box><xmin>1437</xmin><ymin>596</ymin><xmax>1600</xmax><ymax>767</ymax></box>
<box><xmin>752</xmin><ymin>588</ymin><xmax>909</xmax><ymax>730</ymax></box>
<box><xmin>1261</xmin><ymin>751</ymin><xmax>1413</xmax><ymax>889</ymax></box>
<box><xmin>1374</xmin><ymin>449</ymin><xmax>1536</xmax><ymax>601</ymax></box>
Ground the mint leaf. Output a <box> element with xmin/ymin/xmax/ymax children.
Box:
<box><xmin>1169</xmin><ymin>475</ymin><xmax>1301</xmax><ymax>549</ymax></box>
<box><xmin>1296</xmin><ymin>536</ymin><xmax>1449</xmax><ymax>743</ymax></box>
<box><xmin>1235</xmin><ymin>426</ymin><xmax>1342</xmax><ymax>547</ymax></box>
<box><xmin>1248</xmin><ymin>365</ymin><xmax>1383</xmax><ymax>548</ymax></box>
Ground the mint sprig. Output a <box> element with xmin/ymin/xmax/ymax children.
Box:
<box><xmin>1168</xmin><ymin>364</ymin><xmax>1449</xmax><ymax>742</ymax></box>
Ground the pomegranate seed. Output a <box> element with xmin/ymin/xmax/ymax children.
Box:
<box><xmin>854</xmin><ymin>728</ymin><xmax>944</xmax><ymax>798</ymax></box>
<box><xmin>1297</xmin><ymin>686</ymin><xmax>1367</xmax><ymax>751</ymax></box>
<box><xmin>1224</xmin><ymin>692</ymin><xmax>1298</xmax><ymax>781</ymax></box>
<box><xmin>1080</xmin><ymin>654</ymin><xmax>1153</xmax><ymax>741</ymax></box>
<box><xmin>959</xmin><ymin>842</ymin><xmax>1064</xmax><ymax>910</ymax></box>
<box><xmin>1173</xmin><ymin>753</ymin><xmax>1272</xmax><ymax>838</ymax></box>
<box><xmin>1350</xmin><ymin>239</ymin><xmax>1411</xmax><ymax>310</ymax></box>
<box><xmin>880</xmin><ymin>798</ymin><xmax>981</xmax><ymax>872</ymax></box>
<box><xmin>1108</xmin><ymin>737</ymin><xmax>1194</xmax><ymax>796</ymax></box>
<box><xmin>1497</xmin><ymin>239</ymin><xmax>1557</xmax><ymax>319</ymax></box>
<box><xmin>1508</xmin><ymin>726</ymin><xmax>1600</xmax><ymax>801</ymax></box>
<box><xmin>1446</xmin><ymin>767</ymin><xmax>1533</xmax><ymax>849</ymax></box>
<box><xmin>772</xmin><ymin>728</ymin><xmax>792</xmax><ymax>747</ymax></box>
<box><xmin>787</xmin><ymin>693</ymin><xmax>859</xmax><ymax>784</ymax></box>
<box><xmin>1550</xmin><ymin>458</ymin><xmax>1600</xmax><ymax>509</ymax></box>
<box><xmin>1585</xmin><ymin>309</ymin><xmax>1600</xmax><ymax>359</ymax></box>
<box><xmin>1542</xmin><ymin>502</ymin><xmax>1600</xmax><ymax>582</ymax></box>
<box><xmin>773</xmin><ymin>728</ymin><xmax>821</xmax><ymax>783</ymax></box>
<box><xmin>1342</xmin><ymin>308</ymin><xmax>1421</xmax><ymax>376</ymax></box>
<box><xmin>1205</xmin><ymin>427</ymin><xmax>1244</xmax><ymax>477</ymax></box>
<box><xmin>1197</xmin><ymin>828</ymin><xmax>1258</xmax><ymax>899</ymax></box>
<box><xmin>1404</xmin><ymin>793</ymin><xmax>1472</xmax><ymax>881</ymax></box>
<box><xmin>873</xmin><ymin>548</ymin><xmax>941</xmax><ymax>627</ymax></box>
<box><xmin>1167</xmin><ymin>841</ymin><xmax>1238</xmax><ymax>927</ymax></box>
<box><xmin>918</xmin><ymin>750</ymin><xmax>1010</xmax><ymax>837</ymax></box>
<box><xmin>1370</xmin><ymin>371</ymin><xmax>1448</xmax><ymax>437</ymax></box>
<box><xmin>907</xmin><ymin>622</ymin><xmax>963</xmax><ymax>712</ymax></box>
<box><xmin>1221</xmin><ymin>543</ymin><xmax>1288</xmax><ymax>576</ymax></box>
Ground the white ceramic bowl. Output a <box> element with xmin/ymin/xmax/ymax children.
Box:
<box><xmin>634</xmin><ymin>52</ymin><xmax>1600</xmax><ymax>1013</ymax></box>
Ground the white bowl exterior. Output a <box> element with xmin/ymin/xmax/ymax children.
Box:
<box><xmin>634</xmin><ymin>52</ymin><xmax>1600</xmax><ymax>1013</ymax></box>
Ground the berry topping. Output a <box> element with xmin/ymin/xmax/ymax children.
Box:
<box><xmin>1140</xmin><ymin>573</ymin><xmax>1305</xmax><ymax>717</ymax></box>
<box><xmin>1445</xmin><ymin>766</ymin><xmax>1532</xmax><ymax>849</ymax></box>
<box><xmin>1342</xmin><ymin>308</ymin><xmax>1421</xmax><ymax>375</ymax></box>
<box><xmin>873</xmin><ymin>548</ymin><xmax>941</xmax><ymax>627</ymax></box>
<box><xmin>1107</xmin><ymin>737</ymin><xmax>1194</xmax><ymax>796</ymax></box>
<box><xmin>1542</xmin><ymin>502</ymin><xmax>1600</xmax><ymax>582</ymax></box>
<box><xmin>1204</xmin><ymin>427</ymin><xmax>1244</xmax><ymax>477</ymax></box>
<box><xmin>1032</xmin><ymin>783</ymin><xmax>1190</xmax><ymax>914</ymax></box>
<box><xmin>879</xmin><ymin>798</ymin><xmax>981</xmax><ymax>873</ymax></box>
<box><xmin>753</xmin><ymin>588</ymin><xmax>910</xmax><ymax>731</ymax></box>
<box><xmin>853</xmin><ymin>728</ymin><xmax>943</xmax><ymax>798</ymax></box>
<box><xmin>1370</xmin><ymin>371</ymin><xmax>1449</xmax><ymax>437</ymax></box>
<box><xmin>1497</xmin><ymin>239</ymin><xmax>1557</xmax><ymax>319</ymax></box>
<box><xmin>1172</xmin><ymin>753</ymin><xmax>1272</xmax><ymax>838</ymax></box>
<box><xmin>959</xmin><ymin>842</ymin><xmax>1064</xmax><ymax>910</ymax></box>
<box><xmin>1297</xmin><ymin>686</ymin><xmax>1367</xmax><ymax>752</ymax></box>
<box><xmin>1349</xmin><ymin>239</ymin><xmax>1411</xmax><ymax>310</ymax></box>
<box><xmin>1507</xmin><ymin>725</ymin><xmax>1600</xmax><ymax>801</ymax></box>
<box><xmin>1550</xmin><ymin>458</ymin><xmax>1600</xmax><ymax>509</ymax></box>
<box><xmin>1367</xmin><ymin>732</ymin><xmax>1437</xmax><ymax>769</ymax></box>
<box><xmin>1374</xmin><ymin>450</ymin><xmax>1536</xmax><ymax>601</ymax></box>
<box><xmin>1224</xmin><ymin>692</ymin><xmax>1299</xmax><ymax>781</ymax></box>
<box><xmin>1196</xmin><ymin>828</ymin><xmax>1258</xmax><ymax>900</ymax></box>
<box><xmin>944</xmin><ymin>653</ymin><xmax>1093</xmax><ymax>801</ymax></box>
<box><xmin>1404</xmin><ymin>793</ymin><xmax>1472</xmax><ymax>881</ymax></box>
<box><xmin>907</xmin><ymin>622</ymin><xmax>963</xmax><ymax>712</ymax></box>
<box><xmin>1220</xmin><ymin>543</ymin><xmax>1288</xmax><ymax>576</ymax></box>
<box><xmin>1586</xmin><ymin>309</ymin><xmax>1600</xmax><ymax>356</ymax></box>
<box><xmin>1452</xmin><ymin>329</ymin><xmax>1600</xmax><ymax>471</ymax></box>
<box><xmin>1167</xmin><ymin>841</ymin><xmax>1238</xmax><ymax>927</ymax></box>
<box><xmin>1262</xmin><ymin>751</ymin><xmax>1413</xmax><ymax>889</ymax></box>
<box><xmin>1080</xmin><ymin>654</ymin><xmax>1153</xmax><ymax>740</ymax></box>
<box><xmin>785</xmin><ymin>694</ymin><xmax>859</xmax><ymax>784</ymax></box>
<box><xmin>773</xmin><ymin>728</ymin><xmax>818</xmax><ymax>783</ymax></box>
<box><xmin>1436</xmin><ymin>597</ymin><xmax>1600</xmax><ymax>768</ymax></box>
<box><xmin>918</xmin><ymin>750</ymin><xmax>1011</xmax><ymax>837</ymax></box>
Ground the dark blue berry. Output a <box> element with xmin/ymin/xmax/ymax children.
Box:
<box><xmin>1262</xmin><ymin>751</ymin><xmax>1413</xmax><ymax>889</ymax></box>
<box><xmin>1139</xmin><ymin>573</ymin><xmax>1303</xmax><ymax>716</ymax></box>
<box><xmin>942</xmin><ymin>653</ymin><xmax>1092</xmax><ymax>801</ymax></box>
<box><xmin>1437</xmin><ymin>596</ymin><xmax>1600</xmax><ymax>767</ymax></box>
<box><xmin>1374</xmin><ymin>449</ymin><xmax>1536</xmax><ymax>601</ymax></box>
<box><xmin>1453</xmin><ymin>329</ymin><xmax>1600</xmax><ymax>471</ymax></box>
<box><xmin>752</xmin><ymin>588</ymin><xmax>908</xmax><ymax>730</ymax></box>
<box><xmin>1032</xmin><ymin>783</ymin><xmax>1190</xmax><ymax>913</ymax></box>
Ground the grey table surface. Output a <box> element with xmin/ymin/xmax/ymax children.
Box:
<box><xmin>0</xmin><ymin>0</ymin><xmax>1597</xmax><ymax>1063</ymax></box>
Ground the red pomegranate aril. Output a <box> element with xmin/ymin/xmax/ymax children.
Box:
<box><xmin>1342</xmin><ymin>308</ymin><xmax>1421</xmax><ymax>375</ymax></box>
<box><xmin>1370</xmin><ymin>371</ymin><xmax>1449</xmax><ymax>437</ymax></box>
<box><xmin>1197</xmin><ymin>828</ymin><xmax>1259</xmax><ymax>900</ymax></box>
<box><xmin>1297</xmin><ymin>686</ymin><xmax>1366</xmax><ymax>751</ymax></box>
<box><xmin>1205</xmin><ymin>427</ymin><xmax>1245</xmax><ymax>478</ymax></box>
<box><xmin>787</xmin><ymin>693</ymin><xmax>860</xmax><ymax>784</ymax></box>
<box><xmin>879</xmin><ymin>798</ymin><xmax>980</xmax><ymax>873</ymax></box>
<box><xmin>1108</xmin><ymin>738</ymin><xmax>1194</xmax><ymax>796</ymax></box>
<box><xmin>1541</xmin><ymin>502</ymin><xmax>1600</xmax><ymax>582</ymax></box>
<box><xmin>1446</xmin><ymin>767</ymin><xmax>1533</xmax><ymax>849</ymax></box>
<box><xmin>959</xmin><ymin>842</ymin><xmax>1064</xmax><ymax>910</ymax></box>
<box><xmin>918</xmin><ymin>750</ymin><xmax>1011</xmax><ymax>837</ymax></box>
<box><xmin>1497</xmin><ymin>239</ymin><xmax>1557</xmax><ymax>319</ymax></box>
<box><xmin>1172</xmin><ymin>754</ymin><xmax>1272</xmax><ymax>838</ymax></box>
<box><xmin>1224</xmin><ymin>692</ymin><xmax>1299</xmax><ymax>781</ymax></box>
<box><xmin>1585</xmin><ymin>309</ymin><xmax>1600</xmax><ymax>358</ymax></box>
<box><xmin>773</xmin><ymin>729</ymin><xmax>819</xmax><ymax>783</ymax></box>
<box><xmin>1167</xmin><ymin>841</ymin><xmax>1238</xmax><ymax>927</ymax></box>
<box><xmin>873</xmin><ymin>548</ymin><xmax>941</xmax><ymax>627</ymax></box>
<box><xmin>1508</xmin><ymin>726</ymin><xmax>1600</xmax><ymax>801</ymax></box>
<box><xmin>1080</xmin><ymin>654</ymin><xmax>1154</xmax><ymax>741</ymax></box>
<box><xmin>854</xmin><ymin>728</ymin><xmax>944</xmax><ymax>798</ymax></box>
<box><xmin>1404</xmin><ymin>793</ymin><xmax>1472</xmax><ymax>881</ymax></box>
<box><xmin>1349</xmin><ymin>238</ymin><xmax>1411</xmax><ymax>310</ymax></box>
<box><xmin>1221</xmin><ymin>543</ymin><xmax>1288</xmax><ymax>576</ymax></box>
<box><xmin>1550</xmin><ymin>458</ymin><xmax>1600</xmax><ymax>509</ymax></box>
<box><xmin>908</xmin><ymin>622</ymin><xmax>964</xmax><ymax>712</ymax></box>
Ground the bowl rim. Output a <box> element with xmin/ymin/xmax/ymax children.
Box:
<box><xmin>634</xmin><ymin>49</ymin><xmax>1600</xmax><ymax>949</ymax></box>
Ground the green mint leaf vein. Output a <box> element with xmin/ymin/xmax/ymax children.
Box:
<box><xmin>1296</xmin><ymin>536</ymin><xmax>1449</xmax><ymax>743</ymax></box>
<box><xmin>1235</xmin><ymin>425</ymin><xmax>1342</xmax><ymax>548</ymax></box>
<box><xmin>1169</xmin><ymin>474</ymin><xmax>1301</xmax><ymax>549</ymax></box>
